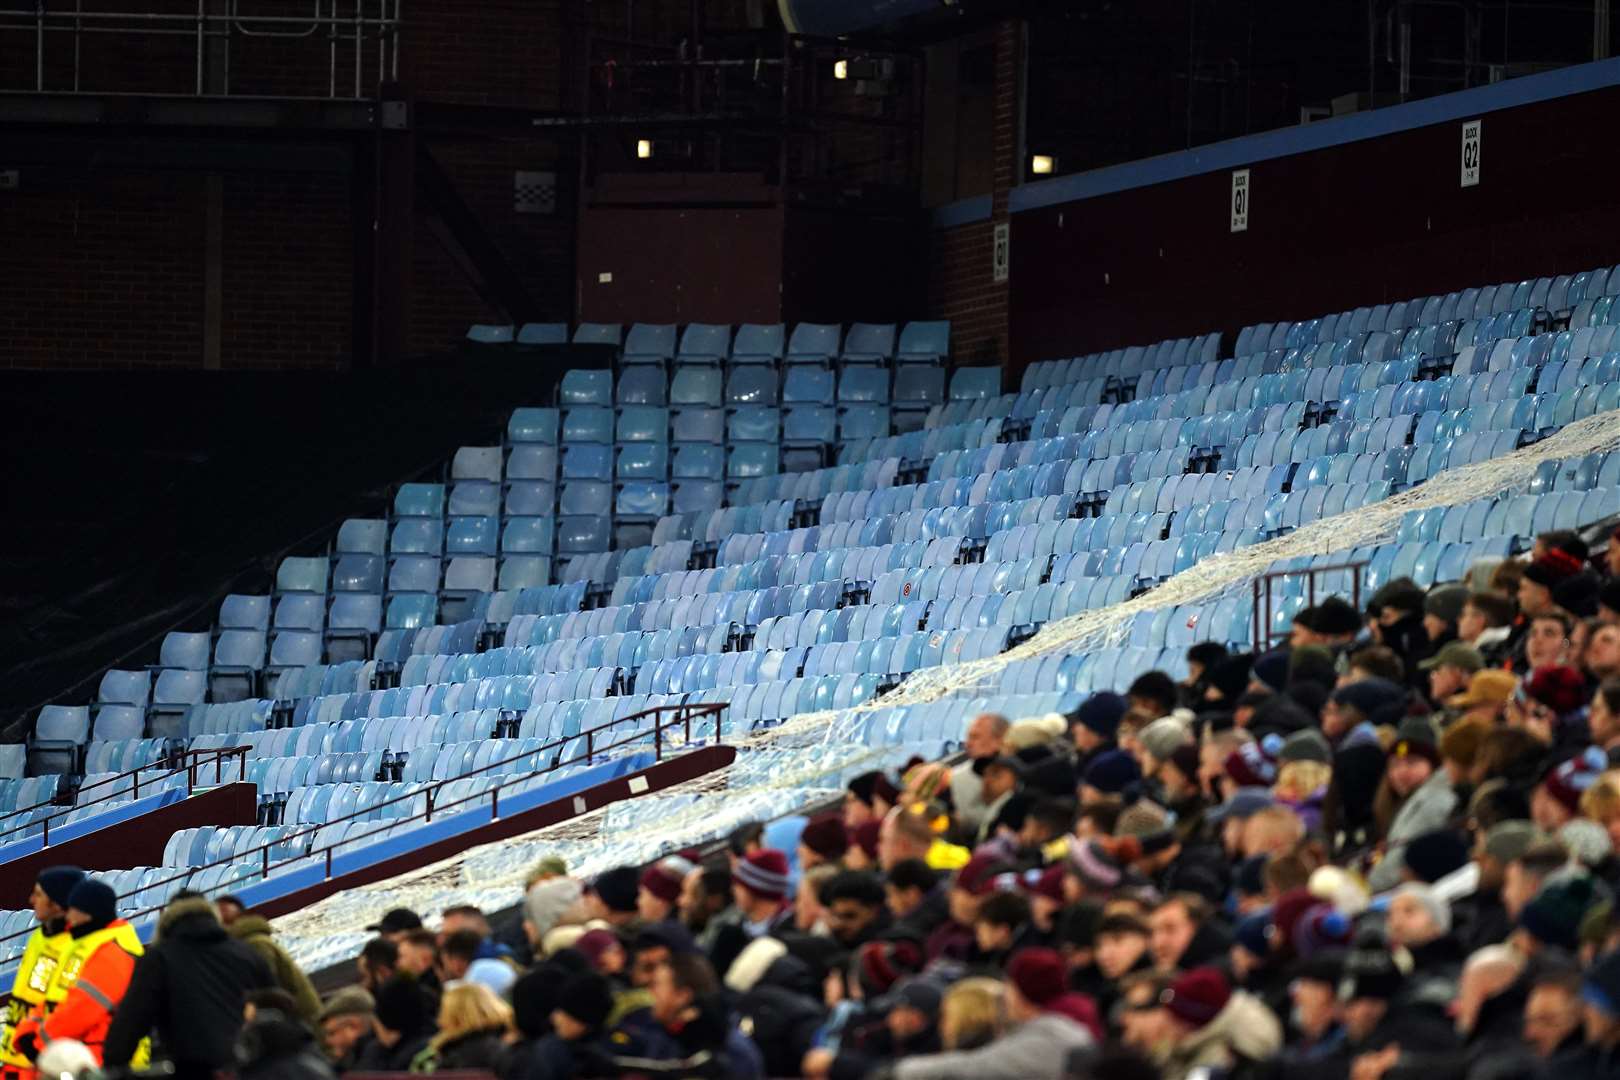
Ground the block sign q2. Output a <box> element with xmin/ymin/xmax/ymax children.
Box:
<box><xmin>1460</xmin><ymin>120</ymin><xmax>1481</xmax><ymax>187</ymax></box>
<box><xmin>1230</xmin><ymin>169</ymin><xmax>1249</xmax><ymax>232</ymax></box>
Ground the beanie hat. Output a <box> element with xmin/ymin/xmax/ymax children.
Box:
<box><xmin>575</xmin><ymin>928</ymin><xmax>621</xmax><ymax>971</ymax></box>
<box><xmin>1114</xmin><ymin>801</ymin><xmax>1173</xmax><ymax>844</ymax></box>
<box><xmin>1332</xmin><ymin>677</ymin><xmax>1405</xmax><ymax>721</ymax></box>
<box><xmin>1166</xmin><ymin>742</ymin><xmax>1200</xmax><ymax>781</ymax></box>
<box><xmin>1207</xmin><ymin>654</ymin><xmax>1256</xmax><ymax>701</ymax></box>
<box><xmin>734</xmin><ymin>848</ymin><xmax>791</xmax><ymax>901</ymax></box>
<box><xmin>1026</xmin><ymin>864</ymin><xmax>1066</xmax><ymax>904</ymax></box>
<box><xmin>1392</xmin><ymin>882</ymin><xmax>1452</xmax><ymax>935</ymax></box>
<box><xmin>1071</xmin><ymin>692</ymin><xmax>1128</xmax><ymax>739</ymax></box>
<box><xmin>374</xmin><ymin>976</ymin><xmax>431</xmax><ymax>1034</ymax></box>
<box><xmin>1057</xmin><ymin>901</ymin><xmax>1105</xmax><ymax>950</ymax></box>
<box><xmin>1424</xmin><ymin>585</ymin><xmax>1469</xmax><ymax>625</ymax></box>
<box><xmin>65</xmin><ymin>879</ymin><xmax>116</xmax><ymax>925</ymax></box>
<box><xmin>1081</xmin><ymin>749</ymin><xmax>1140</xmax><ymax>794</ymax></box>
<box><xmin>1558</xmin><ymin>819</ymin><xmax>1613</xmax><ymax>867</ymax></box>
<box><xmin>848</xmin><ymin>770</ymin><xmax>900</xmax><ymax>807</ymax></box>
<box><xmin>1524</xmin><ymin>549</ymin><xmax>1586</xmax><ymax>588</ymax></box>
<box><xmin>1524</xmin><ymin>666</ymin><xmax>1588</xmax><ymax>717</ymax></box>
<box><xmin>1066</xmin><ymin>838</ymin><xmax>1123</xmax><ymax>891</ymax></box>
<box><xmin>36</xmin><ymin>866</ymin><xmax>86</xmax><ymax>909</ymax></box>
<box><xmin>1224</xmin><ymin>740</ymin><xmax>1278</xmax><ymax>788</ymax></box>
<box><xmin>850</xmin><ymin>820</ymin><xmax>880</xmax><ymax>861</ymax></box>
<box><xmin>1279</xmin><ymin>729</ymin><xmax>1332</xmax><ymax>765</ymax></box>
<box><xmin>956</xmin><ymin>852</ymin><xmax>1014</xmax><ymax>896</ymax></box>
<box><xmin>639</xmin><ymin>855</ymin><xmax>694</xmax><ymax>906</ymax></box>
<box><xmin>1484</xmin><ymin>820</ymin><xmax>1546</xmax><ymax>864</ymax></box>
<box><xmin>465</xmin><ymin>957</ymin><xmax>517</xmax><ymax>997</ymax></box>
<box><xmin>1006</xmin><ymin>947</ymin><xmax>1067</xmax><ymax>1007</ymax></box>
<box><xmin>1251</xmin><ymin>650</ymin><xmax>1292</xmax><ymax>693</ymax></box>
<box><xmin>556</xmin><ymin>973</ymin><xmax>615</xmax><ymax>1031</ymax></box>
<box><xmin>799</xmin><ymin>816</ymin><xmax>849</xmax><ymax>862</ymax></box>
<box><xmin>1519</xmin><ymin>874</ymin><xmax>1599</xmax><ymax>951</ymax></box>
<box><xmin>1139</xmin><ymin>718</ymin><xmax>1192</xmax><ymax>762</ymax></box>
<box><xmin>1553</xmin><ymin>575</ymin><xmax>1599</xmax><ymax>618</ymax></box>
<box><xmin>1234</xmin><ymin>910</ymin><xmax>1271</xmax><ymax>959</ymax></box>
<box><xmin>591</xmin><ymin>866</ymin><xmax>640</xmax><ymax>914</ymax></box>
<box><xmin>1295</xmin><ymin>596</ymin><xmax>1363</xmax><ymax>636</ymax></box>
<box><xmin>1272</xmin><ymin>888</ymin><xmax>1320</xmax><ymax>953</ymax></box>
<box><xmin>858</xmin><ymin>939</ymin><xmax>922</xmax><ymax>996</ymax></box>
<box><xmin>524</xmin><ymin>876</ymin><xmax>582</xmax><ymax>939</ymax></box>
<box><xmin>633</xmin><ymin>920</ymin><xmax>698</xmax><ymax>957</ymax></box>
<box><xmin>1308</xmin><ymin>865</ymin><xmax>1370</xmax><ymax>916</ymax></box>
<box><xmin>1389</xmin><ymin>715</ymin><xmax>1440</xmax><ymax>768</ymax></box>
<box><xmin>1402</xmin><ymin>830</ymin><xmax>1471</xmax><ymax>884</ymax></box>
<box><xmin>1370</xmin><ymin>579</ymin><xmax>1426</xmax><ymax>617</ymax></box>
<box><xmin>1583</xmin><ymin>948</ymin><xmax>1620</xmax><ymax>1019</ymax></box>
<box><xmin>1293</xmin><ymin>904</ymin><xmax>1352</xmax><ymax>959</ymax></box>
<box><xmin>724</xmin><ymin>936</ymin><xmax>790</xmax><ymax>993</ymax></box>
<box><xmin>1288</xmin><ymin>645</ymin><xmax>1340</xmax><ymax>691</ymax></box>
<box><xmin>1541</xmin><ymin>747</ymin><xmax>1608</xmax><ymax>812</ymax></box>
<box><xmin>318</xmin><ymin>987</ymin><xmax>375</xmax><ymax>1023</ymax></box>
<box><xmin>1160</xmin><ymin>967</ymin><xmax>1231</xmax><ymax>1027</ymax></box>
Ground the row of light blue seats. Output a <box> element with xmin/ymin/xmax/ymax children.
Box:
<box><xmin>1022</xmin><ymin>332</ymin><xmax>1222</xmax><ymax>390</ymax></box>
<box><xmin>869</xmin><ymin>559</ymin><xmax>1045</xmax><ymax>606</ymax></box>
<box><xmin>722</xmin><ymin>458</ymin><xmax>902</xmax><ymax>508</ymax></box>
<box><xmin>1538</xmin><ymin>450</ymin><xmax>1620</xmax><ymax>493</ymax></box>
<box><xmin>0</xmin><ymin>775</ymin><xmax>61</xmax><ymax>814</ymax></box>
<box><xmin>185</xmin><ymin>699</ymin><xmax>274</xmax><ymax>737</ymax></box>
<box><xmin>650</xmin><ymin>498</ymin><xmax>799</xmax><ymax>545</ymax></box>
<box><xmin>1357</xmin><ymin>537</ymin><xmax>1518</xmax><ymax>594</ymax></box>
<box><xmin>164</xmin><ymin>824</ymin><xmax>312</xmax><ymax>868</ymax></box>
<box><xmin>81</xmin><ymin>737</ymin><xmax>170</xmax><ymax>777</ymax></box>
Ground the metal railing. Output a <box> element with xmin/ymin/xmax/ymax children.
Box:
<box><xmin>0</xmin><ymin>701</ymin><xmax>725</xmax><ymax>952</ymax></box>
<box><xmin>0</xmin><ymin>745</ymin><xmax>249</xmax><ymax>848</ymax></box>
<box><xmin>1250</xmin><ymin>560</ymin><xmax>1369</xmax><ymax>651</ymax></box>
<box><xmin>0</xmin><ymin>1</ymin><xmax>401</xmax><ymax>98</ymax></box>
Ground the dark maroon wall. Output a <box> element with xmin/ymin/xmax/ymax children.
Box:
<box><xmin>0</xmin><ymin>784</ymin><xmax>258</xmax><ymax>908</ymax></box>
<box><xmin>1009</xmin><ymin>82</ymin><xmax>1620</xmax><ymax>368</ymax></box>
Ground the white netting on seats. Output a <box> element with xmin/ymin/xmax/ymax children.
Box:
<box><xmin>273</xmin><ymin>409</ymin><xmax>1620</xmax><ymax>971</ymax></box>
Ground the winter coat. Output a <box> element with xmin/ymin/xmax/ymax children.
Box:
<box><xmin>498</xmin><ymin>1033</ymin><xmax>615</xmax><ymax>1080</ymax></box>
<box><xmin>827</xmin><ymin>1017</ymin><xmax>940</xmax><ymax>1080</ymax></box>
<box><xmin>1159</xmin><ymin>990</ymin><xmax>1283</xmax><ymax>1080</ymax></box>
<box><xmin>1384</xmin><ymin>980</ymin><xmax>1537</xmax><ymax>1080</ymax></box>
<box><xmin>410</xmin><ymin>1027</ymin><xmax>509</xmax><ymax>1073</ymax></box>
<box><xmin>735</xmin><ymin>982</ymin><xmax>825</xmax><ymax>1079</ymax></box>
<box><xmin>102</xmin><ymin>898</ymin><xmax>274</xmax><ymax>1078</ymax></box>
<box><xmin>229</xmin><ymin>914</ymin><xmax>322</xmax><ymax>1024</ymax></box>
<box><xmin>1369</xmin><ymin>770</ymin><xmax>1458</xmax><ymax>890</ymax></box>
<box><xmin>236</xmin><ymin>1010</ymin><xmax>336</xmax><ymax>1080</ymax></box>
<box><xmin>1540</xmin><ymin>1041</ymin><xmax>1620</xmax><ymax>1080</ymax></box>
<box><xmin>891</xmin><ymin>1013</ymin><xmax>1096</xmax><ymax>1080</ymax></box>
<box><xmin>610</xmin><ymin>997</ymin><xmax>764</xmax><ymax>1080</ymax></box>
<box><xmin>353</xmin><ymin>1031</ymin><xmax>432</xmax><ymax>1073</ymax></box>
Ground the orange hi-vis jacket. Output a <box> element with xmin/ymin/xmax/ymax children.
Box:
<box><xmin>13</xmin><ymin>920</ymin><xmax>143</xmax><ymax>1066</ymax></box>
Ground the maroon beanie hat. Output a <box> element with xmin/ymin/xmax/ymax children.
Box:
<box><xmin>858</xmin><ymin>939</ymin><xmax>922</xmax><ymax>995</ymax></box>
<box><xmin>1006</xmin><ymin>947</ymin><xmax>1067</xmax><ymax>1007</ymax></box>
<box><xmin>734</xmin><ymin>848</ymin><xmax>791</xmax><ymax>901</ymax></box>
<box><xmin>639</xmin><ymin>855</ymin><xmax>694</xmax><ymax>906</ymax></box>
<box><xmin>800</xmin><ymin>816</ymin><xmax>849</xmax><ymax>861</ymax></box>
<box><xmin>1161</xmin><ymin>966</ymin><xmax>1231</xmax><ymax>1027</ymax></box>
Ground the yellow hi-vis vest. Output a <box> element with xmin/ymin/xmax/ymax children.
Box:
<box><xmin>41</xmin><ymin>923</ymin><xmax>149</xmax><ymax>1067</ymax></box>
<box><xmin>0</xmin><ymin>926</ymin><xmax>71</xmax><ymax>1069</ymax></box>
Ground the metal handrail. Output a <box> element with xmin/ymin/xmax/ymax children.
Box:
<box><xmin>1251</xmin><ymin>560</ymin><xmax>1370</xmax><ymax>651</ymax></box>
<box><xmin>0</xmin><ymin>701</ymin><xmax>725</xmax><ymax>949</ymax></box>
<box><xmin>0</xmin><ymin>746</ymin><xmax>250</xmax><ymax>848</ymax></box>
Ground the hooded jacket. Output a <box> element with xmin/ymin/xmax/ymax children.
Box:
<box><xmin>229</xmin><ymin>914</ymin><xmax>321</xmax><ymax>1024</ymax></box>
<box><xmin>102</xmin><ymin>897</ymin><xmax>274</xmax><ymax>1078</ymax></box>
<box><xmin>891</xmin><ymin>1012</ymin><xmax>1096</xmax><ymax>1080</ymax></box>
<box><xmin>1368</xmin><ymin>769</ymin><xmax>1458</xmax><ymax>891</ymax></box>
<box><xmin>1158</xmin><ymin>989</ymin><xmax>1283</xmax><ymax>1080</ymax></box>
<box><xmin>236</xmin><ymin>1010</ymin><xmax>336</xmax><ymax>1080</ymax></box>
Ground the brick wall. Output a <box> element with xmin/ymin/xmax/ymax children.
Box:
<box><xmin>927</xmin><ymin>19</ymin><xmax>1021</xmax><ymax>381</ymax></box>
<box><xmin>0</xmin><ymin>168</ymin><xmax>205</xmax><ymax>368</ymax></box>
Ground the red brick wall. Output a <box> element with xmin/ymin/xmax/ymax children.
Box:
<box><xmin>0</xmin><ymin>168</ymin><xmax>206</xmax><ymax>368</ymax></box>
<box><xmin>927</xmin><ymin>19</ymin><xmax>1022</xmax><ymax>381</ymax></box>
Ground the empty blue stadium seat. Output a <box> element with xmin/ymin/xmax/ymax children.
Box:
<box><xmin>390</xmin><ymin>519</ymin><xmax>444</xmax><ymax>555</ymax></box>
<box><xmin>616</xmin><ymin>366</ymin><xmax>668</xmax><ymax>406</ymax></box>
<box><xmin>951</xmin><ymin>367</ymin><xmax>1001</xmax><ymax>399</ymax></box>
<box><xmin>219</xmin><ymin>594</ymin><xmax>270</xmax><ymax>630</ymax></box>
<box><xmin>727</xmin><ymin>367</ymin><xmax>778</xmax><ymax>406</ymax></box>
<box><xmin>617</xmin><ymin>406</ymin><xmax>669</xmax><ymax>443</ymax></box>
<box><xmin>386</xmin><ymin>594</ymin><xmax>438</xmax><ymax>630</ymax></box>
<box><xmin>516</xmin><ymin>322</ymin><xmax>568</xmax><ymax>346</ymax></box>
<box><xmin>336</xmin><ymin>519</ymin><xmax>387</xmax><ymax>556</ymax></box>
<box><xmin>563</xmin><ymin>406</ymin><xmax>614</xmax><ymax>444</ymax></box>
<box><xmin>273</xmin><ymin>595</ymin><xmax>326</xmax><ymax>632</ymax></box>
<box><xmin>466</xmin><ymin>324</ymin><xmax>514</xmax><ymax>344</ymax></box>
<box><xmin>157</xmin><ymin>631</ymin><xmax>211</xmax><ymax>671</ymax></box>
<box><xmin>452</xmin><ymin>447</ymin><xmax>503</xmax><ymax>483</ymax></box>
<box><xmin>732</xmin><ymin>323</ymin><xmax>785</xmax><ymax>364</ymax></box>
<box><xmin>572</xmin><ymin>323</ymin><xmax>622</xmax><ymax>347</ymax></box>
<box><xmin>394</xmin><ymin>483</ymin><xmax>445</xmax><ymax>518</ymax></box>
<box><xmin>842</xmin><ymin>323</ymin><xmax>896</xmax><ymax>364</ymax></box>
<box><xmin>897</xmin><ymin>320</ymin><xmax>950</xmax><ymax>364</ymax></box>
<box><xmin>276</xmin><ymin>557</ymin><xmax>328</xmax><ymax>594</ymax></box>
<box><xmin>623</xmin><ymin>323</ymin><xmax>676</xmax><ymax>364</ymax></box>
<box><xmin>678</xmin><ymin>323</ymin><xmax>732</xmax><ymax>364</ymax></box>
<box><xmin>332</xmin><ymin>555</ymin><xmax>385</xmax><ymax>593</ymax></box>
<box><xmin>507</xmin><ymin>408</ymin><xmax>560</xmax><ymax>444</ymax></box>
<box><xmin>560</xmin><ymin>369</ymin><xmax>613</xmax><ymax>406</ymax></box>
<box><xmin>787</xmin><ymin>323</ymin><xmax>841</xmax><ymax>365</ymax></box>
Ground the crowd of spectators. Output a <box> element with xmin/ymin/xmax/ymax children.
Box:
<box><xmin>5</xmin><ymin>526</ymin><xmax>1620</xmax><ymax>1079</ymax></box>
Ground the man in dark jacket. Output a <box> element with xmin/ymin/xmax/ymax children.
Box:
<box><xmin>611</xmin><ymin>954</ymin><xmax>763</xmax><ymax>1079</ymax></box>
<box><xmin>237</xmin><ymin>999</ymin><xmax>336</xmax><ymax>1080</ymax></box>
<box><xmin>823</xmin><ymin>977</ymin><xmax>944</xmax><ymax>1080</ymax></box>
<box><xmin>102</xmin><ymin>895</ymin><xmax>274</xmax><ymax>1079</ymax></box>
<box><xmin>352</xmin><ymin>976</ymin><xmax>434</xmax><ymax>1072</ymax></box>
